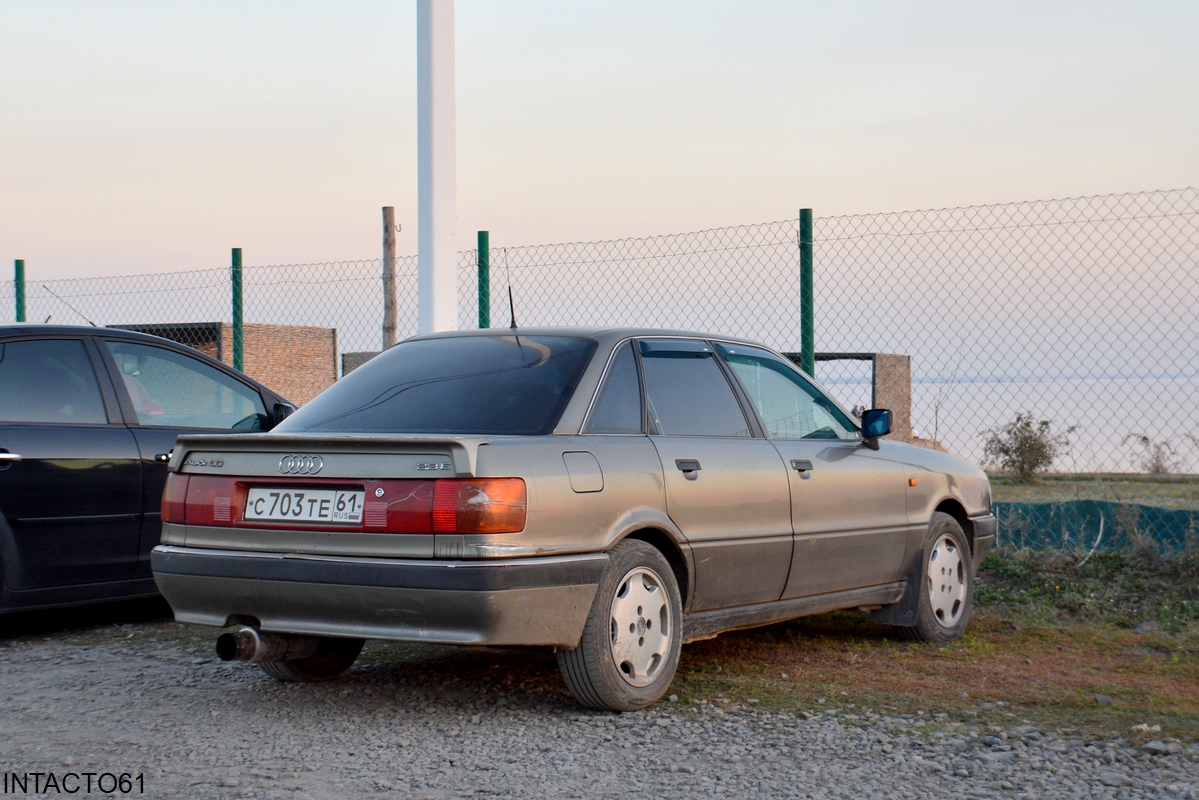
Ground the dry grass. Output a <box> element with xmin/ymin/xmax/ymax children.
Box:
<box><xmin>666</xmin><ymin>610</ymin><xmax>1199</xmax><ymax>741</ymax></box>
<box><xmin>990</xmin><ymin>473</ymin><xmax>1199</xmax><ymax>510</ymax></box>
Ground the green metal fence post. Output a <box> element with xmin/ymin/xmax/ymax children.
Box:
<box><xmin>14</xmin><ymin>260</ymin><xmax>25</xmax><ymax>323</ymax></box>
<box><xmin>477</xmin><ymin>231</ymin><xmax>490</xmax><ymax>329</ymax></box>
<box><xmin>231</xmin><ymin>248</ymin><xmax>244</xmax><ymax>371</ymax></box>
<box><xmin>799</xmin><ymin>209</ymin><xmax>815</xmax><ymax>376</ymax></box>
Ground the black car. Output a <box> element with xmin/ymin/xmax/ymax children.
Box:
<box><xmin>0</xmin><ymin>325</ymin><xmax>293</xmax><ymax>614</ymax></box>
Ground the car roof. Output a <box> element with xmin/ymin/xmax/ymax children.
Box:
<box><xmin>2</xmin><ymin>324</ymin><xmax>767</xmax><ymax>348</ymax></box>
<box><xmin>405</xmin><ymin>326</ymin><xmax>768</xmax><ymax>349</ymax></box>
<box><xmin>0</xmin><ymin>323</ymin><xmax>179</xmax><ymax>344</ymax></box>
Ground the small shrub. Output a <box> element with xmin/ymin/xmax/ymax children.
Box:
<box><xmin>1114</xmin><ymin>503</ymin><xmax>1155</xmax><ymax>553</ymax></box>
<box><xmin>1122</xmin><ymin>433</ymin><xmax>1198</xmax><ymax>475</ymax></box>
<box><xmin>982</xmin><ymin>412</ymin><xmax>1075</xmax><ymax>483</ymax></box>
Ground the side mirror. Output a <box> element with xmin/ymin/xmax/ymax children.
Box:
<box><xmin>269</xmin><ymin>402</ymin><xmax>296</xmax><ymax>430</ymax></box>
<box><xmin>860</xmin><ymin>408</ymin><xmax>892</xmax><ymax>450</ymax></box>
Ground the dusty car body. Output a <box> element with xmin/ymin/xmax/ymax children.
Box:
<box><xmin>152</xmin><ymin>328</ymin><xmax>995</xmax><ymax>710</ymax></box>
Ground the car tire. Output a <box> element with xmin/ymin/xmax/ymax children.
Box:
<box><xmin>894</xmin><ymin>512</ymin><xmax>974</xmax><ymax>644</ymax></box>
<box><xmin>557</xmin><ymin>539</ymin><xmax>683</xmax><ymax>712</ymax></box>
<box><xmin>258</xmin><ymin>637</ymin><xmax>365</xmax><ymax>682</ymax></box>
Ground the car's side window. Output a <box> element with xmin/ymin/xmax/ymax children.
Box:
<box><xmin>0</xmin><ymin>339</ymin><xmax>108</xmax><ymax>425</ymax></box>
<box><xmin>584</xmin><ymin>342</ymin><xmax>643</xmax><ymax>434</ymax></box>
<box><xmin>717</xmin><ymin>343</ymin><xmax>858</xmax><ymax>441</ymax></box>
<box><xmin>103</xmin><ymin>341</ymin><xmax>267</xmax><ymax>429</ymax></box>
<box><xmin>639</xmin><ymin>339</ymin><xmax>751</xmax><ymax>438</ymax></box>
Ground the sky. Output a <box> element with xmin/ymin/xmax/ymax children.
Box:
<box><xmin>2</xmin><ymin>0</ymin><xmax>1197</xmax><ymax>278</ymax></box>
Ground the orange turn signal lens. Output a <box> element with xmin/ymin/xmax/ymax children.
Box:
<box><xmin>433</xmin><ymin>478</ymin><xmax>527</xmax><ymax>534</ymax></box>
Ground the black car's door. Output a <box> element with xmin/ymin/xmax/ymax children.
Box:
<box><xmin>97</xmin><ymin>337</ymin><xmax>271</xmax><ymax>576</ymax></box>
<box><xmin>0</xmin><ymin>336</ymin><xmax>142</xmax><ymax>589</ymax></box>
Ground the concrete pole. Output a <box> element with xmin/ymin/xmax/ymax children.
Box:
<box><xmin>382</xmin><ymin>206</ymin><xmax>398</xmax><ymax>348</ymax></box>
<box><xmin>417</xmin><ymin>0</ymin><xmax>458</xmax><ymax>333</ymax></box>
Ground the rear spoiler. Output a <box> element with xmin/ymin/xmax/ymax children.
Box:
<box><xmin>170</xmin><ymin>433</ymin><xmax>495</xmax><ymax>477</ymax></box>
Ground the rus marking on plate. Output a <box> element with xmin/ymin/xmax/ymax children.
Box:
<box><xmin>416</xmin><ymin>462</ymin><xmax>452</xmax><ymax>471</ymax></box>
<box><xmin>279</xmin><ymin>455</ymin><xmax>324</xmax><ymax>475</ymax></box>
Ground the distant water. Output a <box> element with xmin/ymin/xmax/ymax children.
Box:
<box><xmin>817</xmin><ymin>375</ymin><xmax>1199</xmax><ymax>474</ymax></box>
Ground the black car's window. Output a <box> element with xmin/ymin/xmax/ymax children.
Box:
<box><xmin>639</xmin><ymin>339</ymin><xmax>750</xmax><ymax>438</ymax></box>
<box><xmin>584</xmin><ymin>342</ymin><xmax>643</xmax><ymax>434</ymax></box>
<box><xmin>0</xmin><ymin>339</ymin><xmax>107</xmax><ymax>425</ymax></box>
<box><xmin>104</xmin><ymin>341</ymin><xmax>267</xmax><ymax>429</ymax></box>
<box><xmin>717</xmin><ymin>343</ymin><xmax>858</xmax><ymax>440</ymax></box>
<box><xmin>278</xmin><ymin>335</ymin><xmax>597</xmax><ymax>435</ymax></box>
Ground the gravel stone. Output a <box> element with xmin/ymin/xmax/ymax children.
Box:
<box><xmin>1</xmin><ymin>625</ymin><xmax>1195</xmax><ymax>799</ymax></box>
<box><xmin>1100</xmin><ymin>772</ymin><xmax>1133</xmax><ymax>787</ymax></box>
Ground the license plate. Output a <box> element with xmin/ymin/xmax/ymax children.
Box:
<box><xmin>244</xmin><ymin>487</ymin><xmax>365</xmax><ymax>525</ymax></box>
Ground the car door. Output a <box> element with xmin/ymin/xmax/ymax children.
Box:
<box><xmin>98</xmin><ymin>337</ymin><xmax>271</xmax><ymax>577</ymax></box>
<box><xmin>639</xmin><ymin>338</ymin><xmax>792</xmax><ymax>611</ymax></box>
<box><xmin>716</xmin><ymin>343</ymin><xmax>909</xmax><ymax>598</ymax></box>
<box><xmin>0</xmin><ymin>336</ymin><xmax>142</xmax><ymax>589</ymax></box>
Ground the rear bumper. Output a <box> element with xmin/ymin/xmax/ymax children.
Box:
<box><xmin>969</xmin><ymin>512</ymin><xmax>997</xmax><ymax>573</ymax></box>
<box><xmin>151</xmin><ymin>546</ymin><xmax>607</xmax><ymax>649</ymax></box>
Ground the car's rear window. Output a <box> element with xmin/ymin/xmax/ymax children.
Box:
<box><xmin>276</xmin><ymin>335</ymin><xmax>597</xmax><ymax>435</ymax></box>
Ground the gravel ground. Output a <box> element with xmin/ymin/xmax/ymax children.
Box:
<box><xmin>1</xmin><ymin>615</ymin><xmax>1197</xmax><ymax>800</ymax></box>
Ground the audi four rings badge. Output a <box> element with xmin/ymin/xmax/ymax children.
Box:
<box><xmin>279</xmin><ymin>455</ymin><xmax>324</xmax><ymax>475</ymax></box>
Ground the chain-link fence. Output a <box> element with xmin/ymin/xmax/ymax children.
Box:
<box><xmin>5</xmin><ymin>188</ymin><xmax>1198</xmax><ymax>548</ymax></box>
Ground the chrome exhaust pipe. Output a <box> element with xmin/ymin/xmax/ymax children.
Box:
<box><xmin>215</xmin><ymin>627</ymin><xmax>321</xmax><ymax>663</ymax></box>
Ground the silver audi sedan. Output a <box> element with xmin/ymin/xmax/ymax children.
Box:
<box><xmin>151</xmin><ymin>328</ymin><xmax>996</xmax><ymax>711</ymax></box>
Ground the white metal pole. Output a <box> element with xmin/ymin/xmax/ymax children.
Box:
<box><xmin>417</xmin><ymin>0</ymin><xmax>458</xmax><ymax>333</ymax></box>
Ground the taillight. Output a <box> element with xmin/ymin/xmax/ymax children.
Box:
<box><xmin>185</xmin><ymin>476</ymin><xmax>241</xmax><ymax>526</ymax></box>
<box><xmin>432</xmin><ymin>478</ymin><xmax>526</xmax><ymax>533</ymax></box>
<box><xmin>174</xmin><ymin>474</ymin><xmax>525</xmax><ymax>534</ymax></box>
<box><xmin>161</xmin><ymin>473</ymin><xmax>190</xmax><ymax>524</ymax></box>
<box><xmin>366</xmin><ymin>480</ymin><xmax>436</xmax><ymax>533</ymax></box>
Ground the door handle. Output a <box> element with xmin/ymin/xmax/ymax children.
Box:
<box><xmin>790</xmin><ymin>459</ymin><xmax>813</xmax><ymax>473</ymax></box>
<box><xmin>0</xmin><ymin>453</ymin><xmax>22</xmax><ymax>463</ymax></box>
<box><xmin>674</xmin><ymin>459</ymin><xmax>701</xmax><ymax>473</ymax></box>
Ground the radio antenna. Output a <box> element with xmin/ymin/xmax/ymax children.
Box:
<box><xmin>41</xmin><ymin>285</ymin><xmax>97</xmax><ymax>326</ymax></box>
<box><xmin>505</xmin><ymin>248</ymin><xmax>517</xmax><ymax>328</ymax></box>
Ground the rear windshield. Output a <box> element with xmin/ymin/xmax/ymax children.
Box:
<box><xmin>276</xmin><ymin>335</ymin><xmax>597</xmax><ymax>435</ymax></box>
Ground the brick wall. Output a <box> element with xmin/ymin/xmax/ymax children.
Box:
<box><xmin>215</xmin><ymin>323</ymin><xmax>337</xmax><ymax>406</ymax></box>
